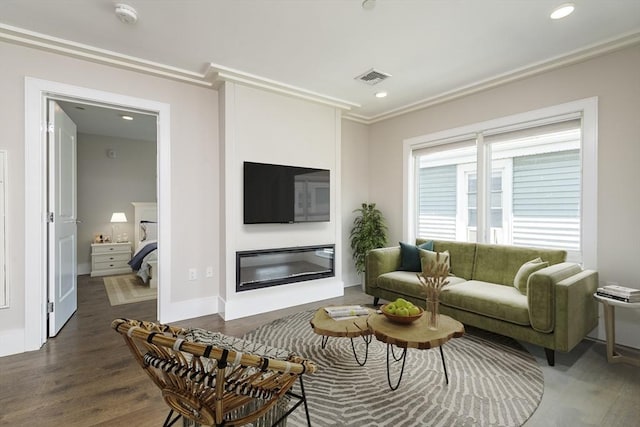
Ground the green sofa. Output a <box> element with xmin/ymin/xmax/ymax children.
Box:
<box><xmin>365</xmin><ymin>239</ymin><xmax>599</xmax><ymax>365</ymax></box>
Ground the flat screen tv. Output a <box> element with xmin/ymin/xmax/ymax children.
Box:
<box><xmin>244</xmin><ymin>161</ymin><xmax>330</xmax><ymax>224</ymax></box>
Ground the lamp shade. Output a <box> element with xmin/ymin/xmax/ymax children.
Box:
<box><xmin>110</xmin><ymin>212</ymin><xmax>128</xmax><ymax>223</ymax></box>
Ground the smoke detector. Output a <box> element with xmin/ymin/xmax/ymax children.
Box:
<box><xmin>115</xmin><ymin>4</ymin><xmax>138</xmax><ymax>24</ymax></box>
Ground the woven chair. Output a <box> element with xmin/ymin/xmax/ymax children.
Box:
<box><xmin>112</xmin><ymin>318</ymin><xmax>317</xmax><ymax>427</ymax></box>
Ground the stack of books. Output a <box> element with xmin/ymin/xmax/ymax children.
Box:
<box><xmin>324</xmin><ymin>305</ymin><xmax>369</xmax><ymax>319</ymax></box>
<box><xmin>596</xmin><ymin>285</ymin><xmax>640</xmax><ymax>303</ymax></box>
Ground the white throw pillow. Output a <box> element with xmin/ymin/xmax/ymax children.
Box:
<box><xmin>514</xmin><ymin>257</ymin><xmax>548</xmax><ymax>294</ymax></box>
<box><xmin>419</xmin><ymin>248</ymin><xmax>451</xmax><ymax>275</ymax></box>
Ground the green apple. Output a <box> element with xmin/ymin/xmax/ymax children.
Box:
<box><xmin>384</xmin><ymin>303</ymin><xmax>397</xmax><ymax>314</ymax></box>
<box><xmin>395</xmin><ymin>298</ymin><xmax>409</xmax><ymax>308</ymax></box>
<box><xmin>408</xmin><ymin>305</ymin><xmax>420</xmax><ymax>315</ymax></box>
<box><xmin>396</xmin><ymin>307</ymin><xmax>409</xmax><ymax>317</ymax></box>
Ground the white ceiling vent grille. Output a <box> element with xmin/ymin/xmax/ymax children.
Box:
<box><xmin>354</xmin><ymin>68</ymin><xmax>391</xmax><ymax>85</ymax></box>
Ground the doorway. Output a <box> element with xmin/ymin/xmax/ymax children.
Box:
<box><xmin>53</xmin><ymin>99</ymin><xmax>158</xmax><ymax>334</ymax></box>
<box><xmin>25</xmin><ymin>77</ymin><xmax>171</xmax><ymax>351</ymax></box>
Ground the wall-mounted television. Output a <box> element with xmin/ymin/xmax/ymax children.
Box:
<box><xmin>243</xmin><ymin>161</ymin><xmax>330</xmax><ymax>224</ymax></box>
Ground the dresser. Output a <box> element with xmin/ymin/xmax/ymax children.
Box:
<box><xmin>90</xmin><ymin>242</ymin><xmax>132</xmax><ymax>277</ymax></box>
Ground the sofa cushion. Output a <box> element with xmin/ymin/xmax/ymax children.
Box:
<box><xmin>514</xmin><ymin>258</ymin><xmax>549</xmax><ymax>294</ymax></box>
<box><xmin>377</xmin><ymin>271</ymin><xmax>466</xmax><ymax>301</ymax></box>
<box><xmin>399</xmin><ymin>241</ymin><xmax>433</xmax><ymax>272</ymax></box>
<box><xmin>472</xmin><ymin>244</ymin><xmax>566</xmax><ymax>286</ymax></box>
<box><xmin>440</xmin><ymin>280</ymin><xmax>530</xmax><ymax>326</ymax></box>
<box><xmin>426</xmin><ymin>240</ymin><xmax>477</xmax><ymax>279</ymax></box>
<box><xmin>418</xmin><ymin>248</ymin><xmax>451</xmax><ymax>275</ymax></box>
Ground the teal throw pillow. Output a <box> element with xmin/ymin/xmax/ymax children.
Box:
<box><xmin>513</xmin><ymin>258</ymin><xmax>549</xmax><ymax>294</ymax></box>
<box><xmin>399</xmin><ymin>240</ymin><xmax>434</xmax><ymax>272</ymax></box>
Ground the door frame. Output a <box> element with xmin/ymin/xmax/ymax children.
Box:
<box><xmin>25</xmin><ymin>77</ymin><xmax>171</xmax><ymax>351</ymax></box>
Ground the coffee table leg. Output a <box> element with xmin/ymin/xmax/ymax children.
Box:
<box><xmin>386</xmin><ymin>344</ymin><xmax>407</xmax><ymax>391</ymax></box>
<box><xmin>440</xmin><ymin>346</ymin><xmax>449</xmax><ymax>385</ymax></box>
<box><xmin>321</xmin><ymin>335</ymin><xmax>329</xmax><ymax>349</ymax></box>
<box><xmin>350</xmin><ymin>334</ymin><xmax>371</xmax><ymax>366</ymax></box>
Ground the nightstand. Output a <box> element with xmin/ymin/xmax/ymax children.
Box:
<box><xmin>90</xmin><ymin>242</ymin><xmax>132</xmax><ymax>277</ymax></box>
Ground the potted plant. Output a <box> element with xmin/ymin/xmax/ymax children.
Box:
<box><xmin>350</xmin><ymin>203</ymin><xmax>388</xmax><ymax>275</ymax></box>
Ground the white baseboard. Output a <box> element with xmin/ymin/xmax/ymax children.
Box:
<box><xmin>77</xmin><ymin>263</ymin><xmax>90</xmax><ymax>276</ymax></box>
<box><xmin>159</xmin><ymin>296</ymin><xmax>220</xmax><ymax>324</ymax></box>
<box><xmin>0</xmin><ymin>329</ymin><xmax>26</xmax><ymax>357</ymax></box>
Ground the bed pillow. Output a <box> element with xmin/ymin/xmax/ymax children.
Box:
<box><xmin>141</xmin><ymin>221</ymin><xmax>157</xmax><ymax>242</ymax></box>
<box><xmin>513</xmin><ymin>258</ymin><xmax>548</xmax><ymax>294</ymax></box>
<box><xmin>418</xmin><ymin>248</ymin><xmax>451</xmax><ymax>275</ymax></box>
<box><xmin>399</xmin><ymin>240</ymin><xmax>434</xmax><ymax>272</ymax></box>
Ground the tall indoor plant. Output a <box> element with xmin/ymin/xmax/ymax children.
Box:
<box><xmin>350</xmin><ymin>203</ymin><xmax>388</xmax><ymax>275</ymax></box>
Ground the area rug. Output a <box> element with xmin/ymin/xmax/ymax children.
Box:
<box><xmin>103</xmin><ymin>274</ymin><xmax>156</xmax><ymax>306</ymax></box>
<box><xmin>244</xmin><ymin>311</ymin><xmax>544</xmax><ymax>427</ymax></box>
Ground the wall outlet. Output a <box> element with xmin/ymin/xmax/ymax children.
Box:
<box><xmin>206</xmin><ymin>266</ymin><xmax>214</xmax><ymax>278</ymax></box>
<box><xmin>188</xmin><ymin>268</ymin><xmax>197</xmax><ymax>281</ymax></box>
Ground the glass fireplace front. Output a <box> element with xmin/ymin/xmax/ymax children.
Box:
<box><xmin>236</xmin><ymin>244</ymin><xmax>335</xmax><ymax>292</ymax></box>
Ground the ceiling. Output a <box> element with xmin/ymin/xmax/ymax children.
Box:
<box><xmin>56</xmin><ymin>100</ymin><xmax>157</xmax><ymax>142</ymax></box>
<box><xmin>2</xmin><ymin>0</ymin><xmax>640</xmax><ymax>123</ymax></box>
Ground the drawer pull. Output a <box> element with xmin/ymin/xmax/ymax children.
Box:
<box><xmin>109</xmin><ymin>247</ymin><xmax>115</xmax><ymax>251</ymax></box>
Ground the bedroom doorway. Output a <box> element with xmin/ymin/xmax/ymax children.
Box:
<box><xmin>25</xmin><ymin>78</ymin><xmax>171</xmax><ymax>351</ymax></box>
<box><xmin>54</xmin><ymin>100</ymin><xmax>158</xmax><ymax>318</ymax></box>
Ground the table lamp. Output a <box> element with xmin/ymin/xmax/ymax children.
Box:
<box><xmin>110</xmin><ymin>212</ymin><xmax>127</xmax><ymax>242</ymax></box>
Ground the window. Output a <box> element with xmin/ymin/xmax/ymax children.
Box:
<box><xmin>404</xmin><ymin>99</ymin><xmax>597</xmax><ymax>266</ymax></box>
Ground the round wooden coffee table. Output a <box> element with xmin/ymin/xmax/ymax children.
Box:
<box><xmin>310</xmin><ymin>307</ymin><xmax>375</xmax><ymax>366</ymax></box>
<box><xmin>367</xmin><ymin>312</ymin><xmax>464</xmax><ymax>390</ymax></box>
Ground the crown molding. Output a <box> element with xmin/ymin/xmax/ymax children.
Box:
<box><xmin>207</xmin><ymin>63</ymin><xmax>360</xmax><ymax>111</ymax></box>
<box><xmin>0</xmin><ymin>23</ymin><xmax>212</xmax><ymax>87</ymax></box>
<box><xmin>2</xmin><ymin>23</ymin><xmax>637</xmax><ymax>123</ymax></box>
<box><xmin>343</xmin><ymin>30</ymin><xmax>640</xmax><ymax>124</ymax></box>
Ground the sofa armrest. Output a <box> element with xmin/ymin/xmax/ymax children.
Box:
<box><xmin>527</xmin><ymin>262</ymin><xmax>598</xmax><ymax>351</ymax></box>
<box><xmin>553</xmin><ymin>269</ymin><xmax>599</xmax><ymax>352</ymax></box>
<box><xmin>365</xmin><ymin>246</ymin><xmax>401</xmax><ymax>293</ymax></box>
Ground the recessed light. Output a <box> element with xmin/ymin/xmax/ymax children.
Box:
<box><xmin>550</xmin><ymin>3</ymin><xmax>575</xmax><ymax>20</ymax></box>
<box><xmin>121</xmin><ymin>115</ymin><xmax>133</xmax><ymax>121</ymax></box>
<box><xmin>375</xmin><ymin>91</ymin><xmax>388</xmax><ymax>98</ymax></box>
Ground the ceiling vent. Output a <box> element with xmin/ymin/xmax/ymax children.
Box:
<box><xmin>354</xmin><ymin>68</ymin><xmax>391</xmax><ymax>85</ymax></box>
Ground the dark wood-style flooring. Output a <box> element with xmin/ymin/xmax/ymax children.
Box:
<box><xmin>1</xmin><ymin>274</ymin><xmax>639</xmax><ymax>426</ymax></box>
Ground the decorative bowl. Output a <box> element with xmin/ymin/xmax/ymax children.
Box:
<box><xmin>380</xmin><ymin>304</ymin><xmax>424</xmax><ymax>324</ymax></box>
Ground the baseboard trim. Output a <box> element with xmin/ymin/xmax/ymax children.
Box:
<box><xmin>159</xmin><ymin>296</ymin><xmax>219</xmax><ymax>324</ymax></box>
<box><xmin>0</xmin><ymin>329</ymin><xmax>26</xmax><ymax>357</ymax></box>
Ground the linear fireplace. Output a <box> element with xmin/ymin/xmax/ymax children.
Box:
<box><xmin>236</xmin><ymin>244</ymin><xmax>335</xmax><ymax>292</ymax></box>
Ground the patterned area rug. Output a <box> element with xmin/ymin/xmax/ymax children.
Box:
<box><xmin>244</xmin><ymin>311</ymin><xmax>544</xmax><ymax>427</ymax></box>
<box><xmin>103</xmin><ymin>274</ymin><xmax>156</xmax><ymax>306</ymax></box>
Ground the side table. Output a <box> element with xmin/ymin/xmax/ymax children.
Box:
<box><xmin>367</xmin><ymin>312</ymin><xmax>464</xmax><ymax>390</ymax></box>
<box><xmin>310</xmin><ymin>307</ymin><xmax>374</xmax><ymax>366</ymax></box>
<box><xmin>594</xmin><ymin>294</ymin><xmax>640</xmax><ymax>367</ymax></box>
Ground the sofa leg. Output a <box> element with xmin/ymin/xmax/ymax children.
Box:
<box><xmin>544</xmin><ymin>348</ymin><xmax>555</xmax><ymax>366</ymax></box>
<box><xmin>373</xmin><ymin>297</ymin><xmax>380</xmax><ymax>306</ymax></box>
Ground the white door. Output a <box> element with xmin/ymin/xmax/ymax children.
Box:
<box><xmin>48</xmin><ymin>100</ymin><xmax>78</xmax><ymax>337</ymax></box>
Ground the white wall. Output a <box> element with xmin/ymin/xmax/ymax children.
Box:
<box><xmin>367</xmin><ymin>44</ymin><xmax>640</xmax><ymax>349</ymax></box>
<box><xmin>219</xmin><ymin>82</ymin><xmax>344</xmax><ymax>320</ymax></box>
<box><xmin>76</xmin><ymin>133</ymin><xmax>157</xmax><ymax>274</ymax></box>
<box><xmin>340</xmin><ymin>120</ymin><xmax>371</xmax><ymax>288</ymax></box>
<box><xmin>0</xmin><ymin>40</ymin><xmax>218</xmax><ymax>356</ymax></box>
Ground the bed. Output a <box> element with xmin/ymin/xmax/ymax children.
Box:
<box><xmin>129</xmin><ymin>202</ymin><xmax>158</xmax><ymax>288</ymax></box>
